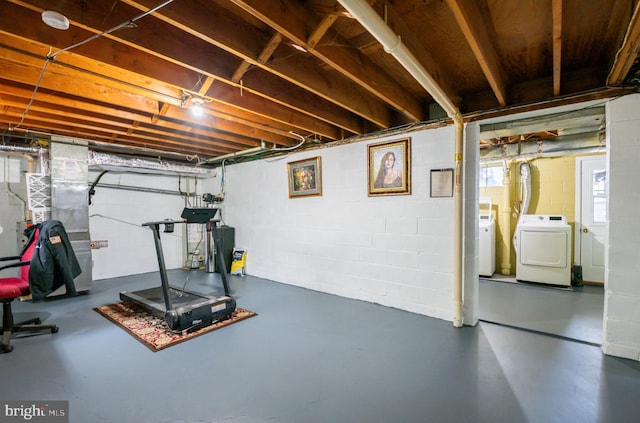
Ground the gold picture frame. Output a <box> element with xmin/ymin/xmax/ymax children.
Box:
<box><xmin>287</xmin><ymin>156</ymin><xmax>322</xmax><ymax>198</ymax></box>
<box><xmin>367</xmin><ymin>138</ymin><xmax>411</xmax><ymax>196</ymax></box>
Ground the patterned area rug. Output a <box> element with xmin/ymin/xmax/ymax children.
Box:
<box><xmin>94</xmin><ymin>302</ymin><xmax>256</xmax><ymax>352</ymax></box>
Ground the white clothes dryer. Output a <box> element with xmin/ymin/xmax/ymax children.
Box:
<box><xmin>515</xmin><ymin>215</ymin><xmax>572</xmax><ymax>286</ymax></box>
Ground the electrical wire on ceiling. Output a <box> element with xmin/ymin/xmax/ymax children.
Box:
<box><xmin>9</xmin><ymin>0</ymin><xmax>177</xmax><ymax>132</ymax></box>
<box><xmin>254</xmin><ymin>132</ymin><xmax>311</xmax><ymax>163</ymax></box>
<box><xmin>269</xmin><ymin>131</ymin><xmax>307</xmax><ymax>151</ymax></box>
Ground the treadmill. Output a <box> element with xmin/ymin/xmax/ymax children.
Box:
<box><xmin>120</xmin><ymin>207</ymin><xmax>236</xmax><ymax>333</ymax></box>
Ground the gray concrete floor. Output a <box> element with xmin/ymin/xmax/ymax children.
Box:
<box><xmin>479</xmin><ymin>278</ymin><xmax>604</xmax><ymax>345</ymax></box>
<box><xmin>2</xmin><ymin>270</ymin><xmax>639</xmax><ymax>423</ymax></box>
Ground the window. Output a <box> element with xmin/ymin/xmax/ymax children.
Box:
<box><xmin>479</xmin><ymin>165</ymin><xmax>503</xmax><ymax>187</ymax></box>
<box><xmin>592</xmin><ymin>169</ymin><xmax>606</xmax><ymax>223</ymax></box>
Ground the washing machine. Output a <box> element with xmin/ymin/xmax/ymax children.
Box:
<box><xmin>478</xmin><ymin>198</ymin><xmax>495</xmax><ymax>277</ymax></box>
<box><xmin>515</xmin><ymin>214</ymin><xmax>572</xmax><ymax>286</ymax></box>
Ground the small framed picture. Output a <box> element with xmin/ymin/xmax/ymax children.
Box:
<box><xmin>430</xmin><ymin>168</ymin><xmax>454</xmax><ymax>198</ymax></box>
<box><xmin>367</xmin><ymin>138</ymin><xmax>411</xmax><ymax>196</ymax></box>
<box><xmin>287</xmin><ymin>156</ymin><xmax>322</xmax><ymax>198</ymax></box>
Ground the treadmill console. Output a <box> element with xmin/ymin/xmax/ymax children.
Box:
<box><xmin>181</xmin><ymin>207</ymin><xmax>219</xmax><ymax>223</ymax></box>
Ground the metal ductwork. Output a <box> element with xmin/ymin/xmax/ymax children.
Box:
<box><xmin>480</xmin><ymin>132</ymin><xmax>605</xmax><ymax>162</ymax></box>
<box><xmin>0</xmin><ymin>144</ymin><xmax>41</xmax><ymax>155</ymax></box>
<box><xmin>0</xmin><ymin>143</ymin><xmax>215</xmax><ymax>177</ymax></box>
<box><xmin>87</xmin><ymin>151</ymin><xmax>215</xmax><ymax>177</ymax></box>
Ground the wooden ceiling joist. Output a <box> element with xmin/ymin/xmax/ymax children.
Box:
<box><xmin>552</xmin><ymin>0</ymin><xmax>563</xmax><ymax>96</ymax></box>
<box><xmin>447</xmin><ymin>0</ymin><xmax>508</xmax><ymax>106</ymax></box>
<box><xmin>607</xmin><ymin>0</ymin><xmax>640</xmax><ymax>85</ymax></box>
<box><xmin>0</xmin><ymin>0</ymin><xmax>635</xmax><ymax>161</ymax></box>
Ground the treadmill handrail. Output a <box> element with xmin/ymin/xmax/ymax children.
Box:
<box><xmin>142</xmin><ymin>218</ymin><xmax>232</xmax><ymax>311</ymax></box>
<box><xmin>145</xmin><ymin>222</ymin><xmax>174</xmax><ymax>312</ymax></box>
<box><xmin>142</xmin><ymin>218</ymin><xmax>221</xmax><ymax>226</ymax></box>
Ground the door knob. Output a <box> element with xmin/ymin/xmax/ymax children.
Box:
<box><xmin>583</xmin><ymin>228</ymin><xmax>589</xmax><ymax>233</ymax></box>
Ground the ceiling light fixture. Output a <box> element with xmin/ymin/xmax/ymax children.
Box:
<box><xmin>41</xmin><ymin>10</ymin><xmax>70</xmax><ymax>30</ymax></box>
<box><xmin>180</xmin><ymin>92</ymin><xmax>210</xmax><ymax>117</ymax></box>
<box><xmin>190</xmin><ymin>97</ymin><xmax>207</xmax><ymax>117</ymax></box>
<box><xmin>191</xmin><ymin>103</ymin><xmax>204</xmax><ymax>117</ymax></box>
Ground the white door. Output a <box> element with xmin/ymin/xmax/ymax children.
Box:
<box><xmin>576</xmin><ymin>156</ymin><xmax>606</xmax><ymax>283</ymax></box>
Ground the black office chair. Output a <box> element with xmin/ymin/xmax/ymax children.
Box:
<box><xmin>0</xmin><ymin>227</ymin><xmax>59</xmax><ymax>353</ymax></box>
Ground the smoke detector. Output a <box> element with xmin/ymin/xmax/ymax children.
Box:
<box><xmin>41</xmin><ymin>10</ymin><xmax>70</xmax><ymax>30</ymax></box>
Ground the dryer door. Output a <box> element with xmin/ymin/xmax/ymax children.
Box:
<box><xmin>519</xmin><ymin>230</ymin><xmax>568</xmax><ymax>268</ymax></box>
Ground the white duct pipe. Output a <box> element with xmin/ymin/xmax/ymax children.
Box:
<box><xmin>338</xmin><ymin>0</ymin><xmax>465</xmax><ymax>327</ymax></box>
<box><xmin>338</xmin><ymin>0</ymin><xmax>459</xmax><ymax>118</ymax></box>
<box><xmin>513</xmin><ymin>162</ymin><xmax>531</xmax><ymax>253</ymax></box>
<box><xmin>500</xmin><ymin>161</ymin><xmax>512</xmax><ymax>275</ymax></box>
<box><xmin>520</xmin><ymin>162</ymin><xmax>531</xmax><ymax>216</ymax></box>
<box><xmin>452</xmin><ymin>120</ymin><xmax>464</xmax><ymax>328</ymax></box>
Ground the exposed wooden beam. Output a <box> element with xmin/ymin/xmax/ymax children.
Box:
<box><xmin>0</xmin><ymin>30</ymin><xmax>316</xmax><ymax>147</ymax></box>
<box><xmin>552</xmin><ymin>0</ymin><xmax>563</xmax><ymax>96</ymax></box>
<box><xmin>118</xmin><ymin>0</ymin><xmax>392</xmax><ymax>127</ymax></box>
<box><xmin>0</xmin><ymin>50</ymin><xmax>295</xmax><ymax>147</ymax></box>
<box><xmin>219</xmin><ymin>70</ymin><xmax>365</xmax><ymax>135</ymax></box>
<box><xmin>232</xmin><ymin>32</ymin><xmax>282</xmax><ymax>83</ymax></box>
<box><xmin>0</xmin><ymin>89</ymin><xmax>261</xmax><ymax>151</ymax></box>
<box><xmin>231</xmin><ymin>61</ymin><xmax>253</xmax><ymax>84</ymax></box>
<box><xmin>3</xmin><ymin>1</ymin><xmax>359</xmax><ymax>138</ymax></box>
<box><xmin>0</xmin><ymin>108</ymin><xmax>232</xmax><ymax>155</ymax></box>
<box><xmin>371</xmin><ymin>1</ymin><xmax>461</xmax><ymax>107</ymax></box>
<box><xmin>307</xmin><ymin>14</ymin><xmax>338</xmax><ymax>49</ymax></box>
<box><xmin>151</xmin><ymin>103</ymin><xmax>172</xmax><ymax>124</ymax></box>
<box><xmin>126</xmin><ymin>121</ymin><xmax>140</xmax><ymax>136</ymax></box>
<box><xmin>197</xmin><ymin>76</ymin><xmax>216</xmax><ymax>96</ymax></box>
<box><xmin>0</xmin><ymin>53</ymin><xmax>161</xmax><ymax>115</ymax></box>
<box><xmin>462</xmin><ymin>67</ymin><xmax>610</xmax><ymax>114</ymax></box>
<box><xmin>607</xmin><ymin>0</ymin><xmax>640</xmax><ymax>85</ymax></box>
<box><xmin>228</xmin><ymin>0</ymin><xmax>424</xmax><ymax>122</ymax></box>
<box><xmin>206</xmin><ymin>81</ymin><xmax>343</xmax><ymax>140</ymax></box>
<box><xmin>447</xmin><ymin>0</ymin><xmax>508</xmax><ymax>106</ymax></box>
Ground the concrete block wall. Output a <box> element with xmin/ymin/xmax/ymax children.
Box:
<box><xmin>531</xmin><ymin>156</ymin><xmax>576</xmax><ymax>218</ymax></box>
<box><xmin>603</xmin><ymin>94</ymin><xmax>640</xmax><ymax>360</ymax></box>
<box><xmin>88</xmin><ymin>170</ymin><xmax>218</xmax><ymax>280</ymax></box>
<box><xmin>223</xmin><ymin>126</ymin><xmax>459</xmax><ymax>321</ymax></box>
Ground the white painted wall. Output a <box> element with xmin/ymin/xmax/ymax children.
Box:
<box><xmin>87</xmin><ymin>170</ymin><xmax>219</xmax><ymax>280</ymax></box>
<box><xmin>0</xmin><ymin>156</ymin><xmax>30</xmax><ymax>261</ymax></box>
<box><xmin>4</xmin><ymin>95</ymin><xmax>639</xmax><ymax>360</ymax></box>
<box><xmin>222</xmin><ymin>126</ymin><xmax>459</xmax><ymax>321</ymax></box>
<box><xmin>603</xmin><ymin>94</ymin><xmax>640</xmax><ymax>361</ymax></box>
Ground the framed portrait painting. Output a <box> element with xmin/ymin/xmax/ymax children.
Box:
<box><xmin>367</xmin><ymin>138</ymin><xmax>411</xmax><ymax>196</ymax></box>
<box><xmin>287</xmin><ymin>156</ymin><xmax>322</xmax><ymax>198</ymax></box>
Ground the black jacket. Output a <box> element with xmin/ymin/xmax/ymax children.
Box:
<box><xmin>25</xmin><ymin>220</ymin><xmax>81</xmax><ymax>301</ymax></box>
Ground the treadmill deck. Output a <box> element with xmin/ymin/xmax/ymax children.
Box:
<box><xmin>120</xmin><ymin>286</ymin><xmax>214</xmax><ymax>314</ymax></box>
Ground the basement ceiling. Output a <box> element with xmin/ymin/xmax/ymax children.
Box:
<box><xmin>1</xmin><ymin>0</ymin><xmax>639</xmax><ymax>165</ymax></box>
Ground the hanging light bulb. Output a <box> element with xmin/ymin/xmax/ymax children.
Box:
<box><xmin>191</xmin><ymin>104</ymin><xmax>204</xmax><ymax>117</ymax></box>
<box><xmin>190</xmin><ymin>97</ymin><xmax>205</xmax><ymax>117</ymax></box>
